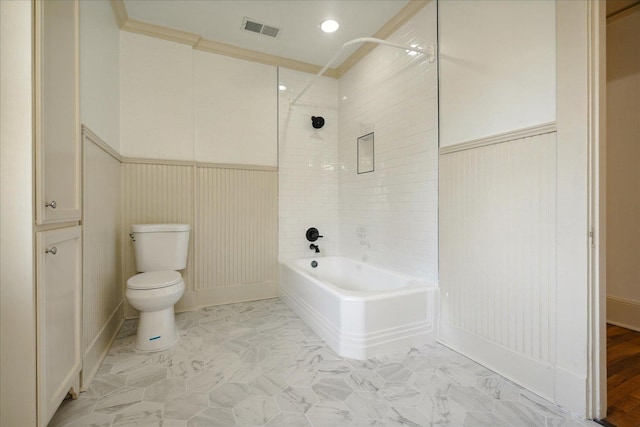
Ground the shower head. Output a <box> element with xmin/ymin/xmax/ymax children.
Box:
<box><xmin>311</xmin><ymin>116</ymin><xmax>325</xmax><ymax>129</ymax></box>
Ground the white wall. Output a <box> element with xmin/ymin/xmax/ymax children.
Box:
<box><xmin>439</xmin><ymin>0</ymin><xmax>556</xmax><ymax>147</ymax></box>
<box><xmin>0</xmin><ymin>1</ymin><xmax>37</xmax><ymax>424</ymax></box>
<box><xmin>606</xmin><ymin>8</ymin><xmax>640</xmax><ymax>329</ymax></box>
<box><xmin>194</xmin><ymin>51</ymin><xmax>277</xmax><ymax>166</ymax></box>
<box><xmin>80</xmin><ymin>0</ymin><xmax>120</xmax><ymax>151</ymax></box>
<box><xmin>119</xmin><ymin>31</ymin><xmax>280</xmax><ymax>309</ymax></box>
<box><xmin>338</xmin><ymin>4</ymin><xmax>438</xmax><ymax>281</ymax></box>
<box><xmin>120</xmin><ymin>32</ymin><xmax>194</xmax><ymax>160</ymax></box>
<box><xmin>120</xmin><ymin>32</ymin><xmax>277</xmax><ymax>166</ymax></box>
<box><xmin>438</xmin><ymin>0</ymin><xmax>592</xmax><ymax>416</ymax></box>
<box><xmin>278</xmin><ymin>68</ymin><xmax>339</xmax><ymax>260</ymax></box>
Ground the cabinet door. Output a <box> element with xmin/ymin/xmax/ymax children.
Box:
<box><xmin>35</xmin><ymin>0</ymin><xmax>81</xmax><ymax>224</ymax></box>
<box><xmin>37</xmin><ymin>226</ymin><xmax>82</xmax><ymax>426</ymax></box>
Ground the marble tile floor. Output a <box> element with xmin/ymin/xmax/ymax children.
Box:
<box><xmin>51</xmin><ymin>298</ymin><xmax>599</xmax><ymax>427</ymax></box>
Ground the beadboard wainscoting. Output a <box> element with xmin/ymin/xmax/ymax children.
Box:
<box><xmin>195</xmin><ymin>166</ymin><xmax>278</xmax><ymax>303</ymax></box>
<box><xmin>122</xmin><ymin>160</ymin><xmax>278</xmax><ymax>316</ymax></box>
<box><xmin>122</xmin><ymin>161</ymin><xmax>196</xmax><ymax>317</ymax></box>
<box><xmin>439</xmin><ymin>131</ymin><xmax>558</xmax><ymax>400</ymax></box>
<box><xmin>81</xmin><ymin>126</ymin><xmax>124</xmax><ymax>388</ymax></box>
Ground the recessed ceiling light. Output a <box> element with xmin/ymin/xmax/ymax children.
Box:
<box><xmin>278</xmin><ymin>84</ymin><xmax>287</xmax><ymax>91</ymax></box>
<box><xmin>320</xmin><ymin>19</ymin><xmax>340</xmax><ymax>33</ymax></box>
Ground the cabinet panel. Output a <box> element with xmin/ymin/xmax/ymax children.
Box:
<box><xmin>35</xmin><ymin>0</ymin><xmax>81</xmax><ymax>224</ymax></box>
<box><xmin>36</xmin><ymin>226</ymin><xmax>82</xmax><ymax>426</ymax></box>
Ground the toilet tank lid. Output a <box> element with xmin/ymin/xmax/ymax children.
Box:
<box><xmin>132</xmin><ymin>224</ymin><xmax>190</xmax><ymax>233</ymax></box>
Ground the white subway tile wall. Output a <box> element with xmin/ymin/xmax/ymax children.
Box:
<box><xmin>278</xmin><ymin>68</ymin><xmax>339</xmax><ymax>260</ymax></box>
<box><xmin>337</xmin><ymin>4</ymin><xmax>438</xmax><ymax>281</ymax></box>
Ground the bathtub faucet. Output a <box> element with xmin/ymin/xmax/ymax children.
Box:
<box><xmin>310</xmin><ymin>244</ymin><xmax>320</xmax><ymax>253</ymax></box>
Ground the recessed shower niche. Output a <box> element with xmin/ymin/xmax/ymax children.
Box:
<box><xmin>357</xmin><ymin>132</ymin><xmax>374</xmax><ymax>174</ymax></box>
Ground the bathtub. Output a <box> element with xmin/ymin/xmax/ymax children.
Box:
<box><xmin>279</xmin><ymin>256</ymin><xmax>439</xmax><ymax>360</ymax></box>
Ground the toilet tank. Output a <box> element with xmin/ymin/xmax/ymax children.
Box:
<box><xmin>131</xmin><ymin>224</ymin><xmax>190</xmax><ymax>272</ymax></box>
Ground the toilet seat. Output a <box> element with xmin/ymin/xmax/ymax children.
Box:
<box><xmin>127</xmin><ymin>270</ymin><xmax>182</xmax><ymax>290</ymax></box>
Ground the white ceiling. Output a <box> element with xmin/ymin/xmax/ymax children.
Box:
<box><xmin>123</xmin><ymin>0</ymin><xmax>410</xmax><ymax>67</ymax></box>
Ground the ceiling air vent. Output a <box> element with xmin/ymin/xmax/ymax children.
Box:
<box><xmin>242</xmin><ymin>17</ymin><xmax>281</xmax><ymax>38</ymax></box>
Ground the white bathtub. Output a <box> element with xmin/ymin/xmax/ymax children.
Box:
<box><xmin>279</xmin><ymin>256</ymin><xmax>439</xmax><ymax>360</ymax></box>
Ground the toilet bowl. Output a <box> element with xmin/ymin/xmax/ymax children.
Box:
<box><xmin>126</xmin><ymin>224</ymin><xmax>190</xmax><ymax>352</ymax></box>
<box><xmin>126</xmin><ymin>270</ymin><xmax>185</xmax><ymax>351</ymax></box>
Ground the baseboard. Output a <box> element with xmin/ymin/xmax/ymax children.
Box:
<box><xmin>81</xmin><ymin>301</ymin><xmax>124</xmax><ymax>390</ymax></box>
<box><xmin>593</xmin><ymin>419</ymin><xmax>616</xmax><ymax>427</ymax></box>
<box><xmin>554</xmin><ymin>365</ymin><xmax>587</xmax><ymax>417</ymax></box>
<box><xmin>195</xmin><ymin>280</ymin><xmax>278</xmax><ymax>307</ymax></box>
<box><xmin>439</xmin><ymin>321</ymin><xmax>555</xmax><ymax>402</ymax></box>
<box><xmin>607</xmin><ymin>296</ymin><xmax>640</xmax><ymax>332</ymax></box>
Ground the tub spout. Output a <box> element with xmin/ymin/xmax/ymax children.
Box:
<box><xmin>310</xmin><ymin>244</ymin><xmax>320</xmax><ymax>253</ymax></box>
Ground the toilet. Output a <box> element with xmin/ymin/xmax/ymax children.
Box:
<box><xmin>126</xmin><ymin>223</ymin><xmax>190</xmax><ymax>352</ymax></box>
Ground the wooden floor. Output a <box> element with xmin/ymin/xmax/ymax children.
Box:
<box><xmin>605</xmin><ymin>324</ymin><xmax>640</xmax><ymax>427</ymax></box>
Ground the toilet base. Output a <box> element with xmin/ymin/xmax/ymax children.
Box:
<box><xmin>135</xmin><ymin>306</ymin><xmax>179</xmax><ymax>352</ymax></box>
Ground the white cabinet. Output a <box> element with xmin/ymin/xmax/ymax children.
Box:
<box><xmin>36</xmin><ymin>226</ymin><xmax>82</xmax><ymax>426</ymax></box>
<box><xmin>35</xmin><ymin>0</ymin><xmax>81</xmax><ymax>224</ymax></box>
<box><xmin>33</xmin><ymin>1</ymin><xmax>83</xmax><ymax>424</ymax></box>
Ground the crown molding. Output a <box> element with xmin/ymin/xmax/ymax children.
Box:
<box><xmin>123</xmin><ymin>19</ymin><xmax>201</xmax><ymax>46</ymax></box>
<box><xmin>195</xmin><ymin>39</ymin><xmax>337</xmax><ymax>78</ymax></box>
<box><xmin>607</xmin><ymin>1</ymin><xmax>640</xmax><ymax>23</ymax></box>
<box><xmin>111</xmin><ymin>0</ymin><xmax>425</xmax><ymax>78</ymax></box>
<box><xmin>109</xmin><ymin>0</ymin><xmax>128</xmax><ymax>29</ymax></box>
<box><xmin>336</xmin><ymin>0</ymin><xmax>431</xmax><ymax>78</ymax></box>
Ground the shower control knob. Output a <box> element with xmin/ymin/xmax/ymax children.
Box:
<box><xmin>306</xmin><ymin>227</ymin><xmax>323</xmax><ymax>242</ymax></box>
<box><xmin>45</xmin><ymin>200</ymin><xmax>57</xmax><ymax>209</ymax></box>
<box><xmin>45</xmin><ymin>246</ymin><xmax>57</xmax><ymax>255</ymax></box>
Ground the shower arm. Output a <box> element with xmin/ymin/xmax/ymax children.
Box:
<box><xmin>289</xmin><ymin>37</ymin><xmax>435</xmax><ymax>108</ymax></box>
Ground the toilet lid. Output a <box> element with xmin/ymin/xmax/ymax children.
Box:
<box><xmin>127</xmin><ymin>271</ymin><xmax>182</xmax><ymax>290</ymax></box>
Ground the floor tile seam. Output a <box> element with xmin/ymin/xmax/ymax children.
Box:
<box><xmin>53</xmin><ymin>397</ymin><xmax>100</xmax><ymax>427</ymax></box>
<box><xmin>261</xmin><ymin>405</ymin><xmax>281</xmax><ymax>426</ymax></box>
<box><xmin>518</xmin><ymin>394</ymin><xmax>572</xmax><ymax>420</ymax></box>
<box><xmin>184</xmin><ymin>405</ymin><xmax>213</xmax><ymax>424</ymax></box>
<box><xmin>464</xmin><ymin>409</ymin><xmax>509</xmax><ymax>427</ymax></box>
<box><xmin>108</xmin><ymin>400</ymin><xmax>163</xmax><ymax>422</ymax></box>
<box><xmin>445</xmin><ymin>383</ymin><xmax>502</xmax><ymax>413</ymax></box>
<box><xmin>493</xmin><ymin>399</ymin><xmax>552</xmax><ymax>427</ymax></box>
<box><xmin>99</xmin><ymin>385</ymin><xmax>146</xmax><ymax>419</ymax></box>
<box><xmin>485</xmin><ymin>407</ymin><xmax>512</xmax><ymax>427</ymax></box>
